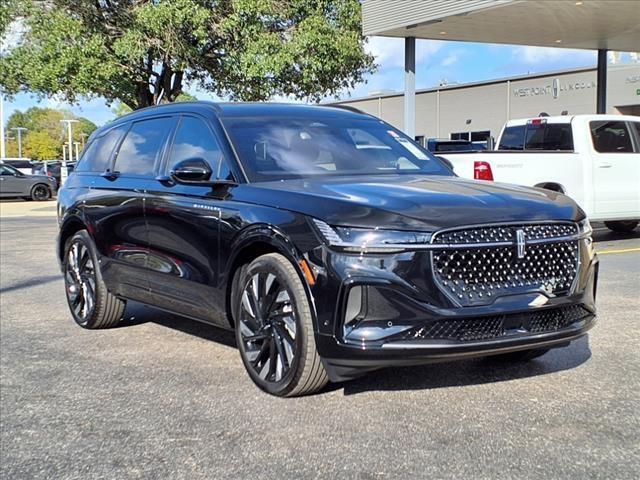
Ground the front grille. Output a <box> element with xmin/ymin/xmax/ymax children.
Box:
<box><xmin>432</xmin><ymin>223</ymin><xmax>579</xmax><ymax>306</ymax></box>
<box><xmin>402</xmin><ymin>305</ymin><xmax>591</xmax><ymax>342</ymax></box>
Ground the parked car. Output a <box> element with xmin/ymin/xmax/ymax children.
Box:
<box><xmin>57</xmin><ymin>102</ymin><xmax>598</xmax><ymax>396</ymax></box>
<box><xmin>438</xmin><ymin>115</ymin><xmax>640</xmax><ymax>232</ymax></box>
<box><xmin>0</xmin><ymin>163</ymin><xmax>57</xmax><ymax>200</ymax></box>
<box><xmin>2</xmin><ymin>159</ymin><xmax>37</xmax><ymax>175</ymax></box>
<box><xmin>31</xmin><ymin>161</ymin><xmax>76</xmax><ymax>189</ymax></box>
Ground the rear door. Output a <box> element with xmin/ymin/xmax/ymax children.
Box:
<box><xmin>144</xmin><ymin>114</ymin><xmax>236</xmax><ymax>325</ymax></box>
<box><xmin>590</xmin><ymin>120</ymin><xmax>640</xmax><ymax>217</ymax></box>
<box><xmin>81</xmin><ymin>117</ymin><xmax>176</xmax><ymax>302</ymax></box>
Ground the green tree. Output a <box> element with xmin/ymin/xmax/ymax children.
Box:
<box><xmin>24</xmin><ymin>130</ymin><xmax>59</xmax><ymax>160</ymax></box>
<box><xmin>1</xmin><ymin>0</ymin><xmax>374</xmax><ymax>109</ymax></box>
<box><xmin>5</xmin><ymin>107</ymin><xmax>97</xmax><ymax>158</ymax></box>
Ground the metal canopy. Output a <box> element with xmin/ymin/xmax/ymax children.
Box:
<box><xmin>362</xmin><ymin>0</ymin><xmax>640</xmax><ymax>52</ymax></box>
<box><xmin>362</xmin><ymin>0</ymin><xmax>640</xmax><ymax>133</ymax></box>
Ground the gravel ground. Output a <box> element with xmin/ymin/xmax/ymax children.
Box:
<box><xmin>1</xmin><ymin>215</ymin><xmax>639</xmax><ymax>479</ymax></box>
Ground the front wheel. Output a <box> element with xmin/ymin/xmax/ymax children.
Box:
<box><xmin>232</xmin><ymin>253</ymin><xmax>328</xmax><ymax>397</ymax></box>
<box><xmin>31</xmin><ymin>184</ymin><xmax>51</xmax><ymax>201</ymax></box>
<box><xmin>63</xmin><ymin>230</ymin><xmax>126</xmax><ymax>329</ymax></box>
<box><xmin>604</xmin><ymin>220</ymin><xmax>638</xmax><ymax>233</ymax></box>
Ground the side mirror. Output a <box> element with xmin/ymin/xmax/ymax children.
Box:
<box><xmin>170</xmin><ymin>158</ymin><xmax>212</xmax><ymax>184</ymax></box>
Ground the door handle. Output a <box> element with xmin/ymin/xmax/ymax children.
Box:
<box><xmin>597</xmin><ymin>162</ymin><xmax>612</xmax><ymax>168</ymax></box>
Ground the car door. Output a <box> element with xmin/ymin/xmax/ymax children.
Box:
<box><xmin>81</xmin><ymin>117</ymin><xmax>176</xmax><ymax>303</ymax></box>
<box><xmin>0</xmin><ymin>165</ymin><xmax>26</xmax><ymax>196</ymax></box>
<box><xmin>591</xmin><ymin>120</ymin><xmax>640</xmax><ymax>217</ymax></box>
<box><xmin>143</xmin><ymin>114</ymin><xmax>237</xmax><ymax>326</ymax></box>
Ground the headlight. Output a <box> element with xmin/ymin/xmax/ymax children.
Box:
<box><xmin>312</xmin><ymin>219</ymin><xmax>432</xmax><ymax>253</ymax></box>
<box><xmin>578</xmin><ymin>218</ymin><xmax>592</xmax><ymax>238</ymax></box>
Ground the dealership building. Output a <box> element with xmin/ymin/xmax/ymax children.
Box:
<box><xmin>334</xmin><ymin>64</ymin><xmax>640</xmax><ymax>144</ymax></box>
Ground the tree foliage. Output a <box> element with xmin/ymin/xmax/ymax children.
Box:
<box><xmin>5</xmin><ymin>107</ymin><xmax>97</xmax><ymax>160</ymax></box>
<box><xmin>1</xmin><ymin>0</ymin><xmax>375</xmax><ymax>109</ymax></box>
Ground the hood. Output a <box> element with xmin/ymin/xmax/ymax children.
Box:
<box><xmin>233</xmin><ymin>175</ymin><xmax>583</xmax><ymax>231</ymax></box>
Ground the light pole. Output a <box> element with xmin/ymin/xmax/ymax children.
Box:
<box><xmin>74</xmin><ymin>141</ymin><xmax>80</xmax><ymax>160</ymax></box>
<box><xmin>62</xmin><ymin>143</ymin><xmax>67</xmax><ymax>163</ymax></box>
<box><xmin>80</xmin><ymin>132</ymin><xmax>87</xmax><ymax>149</ymax></box>
<box><xmin>60</xmin><ymin>119</ymin><xmax>79</xmax><ymax>162</ymax></box>
<box><xmin>0</xmin><ymin>94</ymin><xmax>5</xmax><ymax>159</ymax></box>
<box><xmin>11</xmin><ymin>127</ymin><xmax>27</xmax><ymax>159</ymax></box>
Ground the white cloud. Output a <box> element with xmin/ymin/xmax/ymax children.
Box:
<box><xmin>441</xmin><ymin>52</ymin><xmax>460</xmax><ymax>67</ymax></box>
<box><xmin>513</xmin><ymin>45</ymin><xmax>596</xmax><ymax>65</ymax></box>
<box><xmin>365</xmin><ymin>36</ymin><xmax>444</xmax><ymax>69</ymax></box>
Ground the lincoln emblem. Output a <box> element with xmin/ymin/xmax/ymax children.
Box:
<box><xmin>516</xmin><ymin>229</ymin><xmax>526</xmax><ymax>259</ymax></box>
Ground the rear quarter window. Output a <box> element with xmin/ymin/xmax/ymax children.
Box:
<box><xmin>76</xmin><ymin>125</ymin><xmax>129</xmax><ymax>172</ymax></box>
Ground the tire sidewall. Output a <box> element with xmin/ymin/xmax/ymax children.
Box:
<box><xmin>233</xmin><ymin>254</ymin><xmax>311</xmax><ymax>396</ymax></box>
<box><xmin>63</xmin><ymin>230</ymin><xmax>102</xmax><ymax>328</ymax></box>
<box><xmin>31</xmin><ymin>184</ymin><xmax>50</xmax><ymax>201</ymax></box>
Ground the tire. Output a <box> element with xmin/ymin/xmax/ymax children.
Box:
<box><xmin>30</xmin><ymin>184</ymin><xmax>51</xmax><ymax>201</ymax></box>
<box><xmin>492</xmin><ymin>348</ymin><xmax>550</xmax><ymax>362</ymax></box>
<box><xmin>604</xmin><ymin>220</ymin><xmax>638</xmax><ymax>233</ymax></box>
<box><xmin>63</xmin><ymin>230</ymin><xmax>126</xmax><ymax>329</ymax></box>
<box><xmin>232</xmin><ymin>253</ymin><xmax>329</xmax><ymax>397</ymax></box>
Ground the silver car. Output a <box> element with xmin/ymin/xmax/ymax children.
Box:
<box><xmin>0</xmin><ymin>163</ymin><xmax>57</xmax><ymax>200</ymax></box>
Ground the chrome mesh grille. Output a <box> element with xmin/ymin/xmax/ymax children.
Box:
<box><xmin>433</xmin><ymin>223</ymin><xmax>577</xmax><ymax>245</ymax></box>
<box><xmin>432</xmin><ymin>224</ymin><xmax>579</xmax><ymax>307</ymax></box>
<box><xmin>402</xmin><ymin>305</ymin><xmax>590</xmax><ymax>342</ymax></box>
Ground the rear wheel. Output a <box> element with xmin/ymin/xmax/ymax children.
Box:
<box><xmin>233</xmin><ymin>253</ymin><xmax>328</xmax><ymax>397</ymax></box>
<box><xmin>492</xmin><ymin>348</ymin><xmax>550</xmax><ymax>362</ymax></box>
<box><xmin>604</xmin><ymin>220</ymin><xmax>638</xmax><ymax>233</ymax></box>
<box><xmin>31</xmin><ymin>184</ymin><xmax>50</xmax><ymax>201</ymax></box>
<box><xmin>63</xmin><ymin>230</ymin><xmax>126</xmax><ymax>329</ymax></box>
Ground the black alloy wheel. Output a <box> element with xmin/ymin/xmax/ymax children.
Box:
<box><xmin>63</xmin><ymin>230</ymin><xmax>125</xmax><ymax>329</ymax></box>
<box><xmin>239</xmin><ymin>271</ymin><xmax>298</xmax><ymax>383</ymax></box>
<box><xmin>31</xmin><ymin>184</ymin><xmax>50</xmax><ymax>201</ymax></box>
<box><xmin>234</xmin><ymin>253</ymin><xmax>328</xmax><ymax>397</ymax></box>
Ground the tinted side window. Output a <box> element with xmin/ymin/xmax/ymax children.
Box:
<box><xmin>590</xmin><ymin>121</ymin><xmax>633</xmax><ymax>153</ymax></box>
<box><xmin>168</xmin><ymin>116</ymin><xmax>232</xmax><ymax>180</ymax></box>
<box><xmin>498</xmin><ymin>125</ymin><xmax>525</xmax><ymax>150</ymax></box>
<box><xmin>76</xmin><ymin>125</ymin><xmax>128</xmax><ymax>172</ymax></box>
<box><xmin>524</xmin><ymin>123</ymin><xmax>573</xmax><ymax>151</ymax></box>
<box><xmin>114</xmin><ymin>117</ymin><xmax>174</xmax><ymax>176</ymax></box>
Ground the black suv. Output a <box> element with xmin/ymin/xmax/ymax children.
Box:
<box><xmin>57</xmin><ymin>102</ymin><xmax>598</xmax><ymax>396</ymax></box>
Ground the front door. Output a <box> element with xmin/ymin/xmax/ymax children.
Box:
<box><xmin>144</xmin><ymin>114</ymin><xmax>236</xmax><ymax>326</ymax></box>
<box><xmin>591</xmin><ymin>120</ymin><xmax>640</xmax><ymax>217</ymax></box>
<box><xmin>0</xmin><ymin>165</ymin><xmax>28</xmax><ymax>196</ymax></box>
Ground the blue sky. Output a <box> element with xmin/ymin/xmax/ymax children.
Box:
<box><xmin>2</xmin><ymin>38</ymin><xmax>614</xmax><ymax>127</ymax></box>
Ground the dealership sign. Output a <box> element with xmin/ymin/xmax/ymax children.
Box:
<box><xmin>513</xmin><ymin>78</ymin><xmax>596</xmax><ymax>98</ymax></box>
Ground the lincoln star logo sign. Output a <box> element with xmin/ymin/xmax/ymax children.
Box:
<box><xmin>552</xmin><ymin>78</ymin><xmax>560</xmax><ymax>99</ymax></box>
<box><xmin>516</xmin><ymin>229</ymin><xmax>526</xmax><ymax>259</ymax></box>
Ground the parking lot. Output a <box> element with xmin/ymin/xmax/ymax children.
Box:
<box><xmin>1</xmin><ymin>201</ymin><xmax>639</xmax><ymax>479</ymax></box>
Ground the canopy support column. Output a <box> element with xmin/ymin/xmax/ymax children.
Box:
<box><xmin>596</xmin><ymin>49</ymin><xmax>607</xmax><ymax>114</ymax></box>
<box><xmin>404</xmin><ymin>37</ymin><xmax>416</xmax><ymax>138</ymax></box>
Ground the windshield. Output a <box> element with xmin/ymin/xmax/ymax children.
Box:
<box><xmin>222</xmin><ymin>117</ymin><xmax>451</xmax><ymax>181</ymax></box>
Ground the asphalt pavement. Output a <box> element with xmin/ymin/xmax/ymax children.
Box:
<box><xmin>1</xmin><ymin>210</ymin><xmax>639</xmax><ymax>479</ymax></box>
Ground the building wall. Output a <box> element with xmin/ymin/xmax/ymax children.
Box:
<box><xmin>335</xmin><ymin>65</ymin><xmax>640</xmax><ymax>141</ymax></box>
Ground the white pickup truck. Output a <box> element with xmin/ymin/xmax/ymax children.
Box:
<box><xmin>438</xmin><ymin>115</ymin><xmax>640</xmax><ymax>232</ymax></box>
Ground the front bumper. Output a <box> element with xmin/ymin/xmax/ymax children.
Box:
<box><xmin>305</xmin><ymin>236</ymin><xmax>598</xmax><ymax>382</ymax></box>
